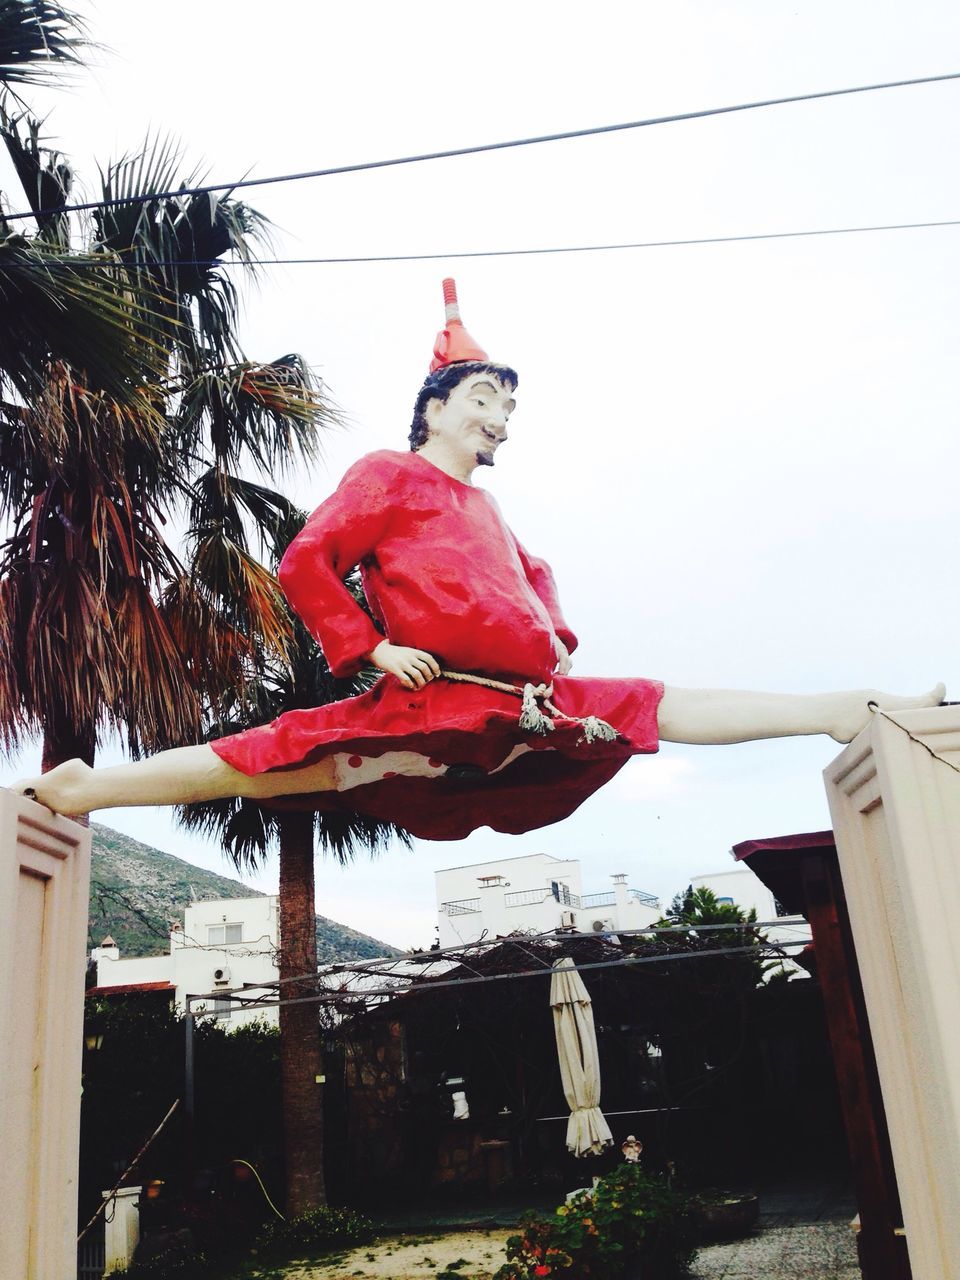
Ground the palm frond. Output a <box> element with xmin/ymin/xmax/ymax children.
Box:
<box><xmin>110</xmin><ymin>578</ymin><xmax>203</xmax><ymax>754</ymax></box>
<box><xmin>176</xmin><ymin>354</ymin><xmax>338</xmax><ymax>477</ymax></box>
<box><xmin>179</xmin><ymin>794</ymin><xmax>274</xmax><ymax>872</ymax></box>
<box><xmin>190</xmin><ymin>530</ymin><xmax>292</xmax><ymax>661</ymax></box>
<box><xmin>311</xmin><ymin>810</ymin><xmax>411</xmax><ymax>863</ymax></box>
<box><xmin>160</xmin><ymin>573</ymin><xmax>253</xmax><ymax>707</ymax></box>
<box><xmin>0</xmin><ymin>234</ymin><xmax>171</xmax><ymax>398</ymax></box>
<box><xmin>92</xmin><ymin>134</ymin><xmax>190</xmax><ymax>262</ymax></box>
<box><xmin>0</xmin><ymin>2</ymin><xmax>85</xmax><ymax>89</ymax></box>
<box><xmin>0</xmin><ymin>100</ymin><xmax>71</xmax><ymax>243</ymax></box>
<box><xmin>178</xmin><ymin>792</ymin><xmax>410</xmax><ymax>874</ymax></box>
<box><xmin>92</xmin><ymin>136</ymin><xmax>276</xmax><ymax>367</ymax></box>
<box><xmin>185</xmin><ymin>466</ymin><xmax>305</xmax><ymax>565</ymax></box>
<box><xmin>13</xmin><ymin>557</ymin><xmax>119</xmax><ymax>738</ymax></box>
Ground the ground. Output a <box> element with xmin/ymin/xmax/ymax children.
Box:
<box><xmin>277</xmin><ymin>1229</ymin><xmax>508</xmax><ymax>1278</ymax></box>
<box><xmin>252</xmin><ymin>1182</ymin><xmax>861</xmax><ymax>1280</ymax></box>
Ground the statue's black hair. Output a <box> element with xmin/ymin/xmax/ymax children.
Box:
<box><xmin>408</xmin><ymin>362</ymin><xmax>519</xmax><ymax>450</ymax></box>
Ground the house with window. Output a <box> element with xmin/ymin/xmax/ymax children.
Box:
<box><xmin>435</xmin><ymin>852</ymin><xmax>661</xmax><ymax>947</ymax></box>
<box><xmin>89</xmin><ymin>896</ymin><xmax>279</xmax><ymax>1028</ymax></box>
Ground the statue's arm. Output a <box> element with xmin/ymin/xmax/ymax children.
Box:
<box><xmin>278</xmin><ymin>456</ymin><xmax>394</xmax><ymax>677</ymax></box>
<box><xmin>514</xmin><ymin>539</ymin><xmax>579</xmax><ymax>659</ymax></box>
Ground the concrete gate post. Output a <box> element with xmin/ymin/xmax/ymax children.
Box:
<box><xmin>824</xmin><ymin>705</ymin><xmax>960</xmax><ymax>1280</ymax></box>
<box><xmin>0</xmin><ymin>792</ymin><xmax>92</xmax><ymax>1280</ymax></box>
<box><xmin>104</xmin><ymin>1185</ymin><xmax>142</xmax><ymax>1273</ymax></box>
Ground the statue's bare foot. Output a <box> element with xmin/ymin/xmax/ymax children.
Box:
<box><xmin>10</xmin><ymin>758</ymin><xmax>93</xmax><ymax>816</ymax></box>
<box><xmin>829</xmin><ymin>683</ymin><xmax>946</xmax><ymax>744</ymax></box>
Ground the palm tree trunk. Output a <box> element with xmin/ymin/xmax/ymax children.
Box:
<box><xmin>42</xmin><ymin>718</ymin><xmax>96</xmax><ymax>771</ymax></box>
<box><xmin>278</xmin><ymin>809</ymin><xmax>326</xmax><ymax>1213</ymax></box>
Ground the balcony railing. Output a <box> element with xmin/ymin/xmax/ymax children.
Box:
<box><xmin>579</xmin><ymin>889</ymin><xmax>659</xmax><ymax>909</ymax></box>
<box><xmin>580</xmin><ymin>891</ymin><xmax>615</xmax><ymax>909</ymax></box>
<box><xmin>504</xmin><ymin>888</ymin><xmax>556</xmax><ymax>908</ymax></box>
<box><xmin>457</xmin><ymin>886</ymin><xmax>660</xmax><ymax>914</ymax></box>
<box><xmin>439</xmin><ymin>898</ymin><xmax>481</xmax><ymax>916</ymax></box>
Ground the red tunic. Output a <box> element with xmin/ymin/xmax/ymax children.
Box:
<box><xmin>211</xmin><ymin>450</ymin><xmax>662</xmax><ymax>839</ymax></box>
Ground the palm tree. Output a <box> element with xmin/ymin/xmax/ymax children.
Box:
<box><xmin>0</xmin><ymin>3</ymin><xmax>170</xmax><ymax>399</ymax></box>
<box><xmin>0</xmin><ymin>11</ymin><xmax>387</xmax><ymax>1215</ymax></box>
<box><xmin>0</xmin><ymin>115</ymin><xmax>336</xmax><ymax>774</ymax></box>
<box><xmin>180</xmin><ymin>504</ymin><xmax>411</xmax><ymax>1214</ymax></box>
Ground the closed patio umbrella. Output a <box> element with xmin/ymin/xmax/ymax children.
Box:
<box><xmin>550</xmin><ymin>957</ymin><xmax>613</xmax><ymax>1157</ymax></box>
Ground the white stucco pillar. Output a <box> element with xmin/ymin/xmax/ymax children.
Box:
<box><xmin>823</xmin><ymin>705</ymin><xmax>960</xmax><ymax>1280</ymax></box>
<box><xmin>0</xmin><ymin>792</ymin><xmax>91</xmax><ymax>1280</ymax></box>
<box><xmin>104</xmin><ymin>1186</ymin><xmax>142</xmax><ymax>1273</ymax></box>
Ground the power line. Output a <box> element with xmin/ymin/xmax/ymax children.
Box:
<box><xmin>192</xmin><ymin>917</ymin><xmax>812</xmax><ymax>996</ymax></box>
<box><xmin>64</xmin><ymin>217</ymin><xmax>960</xmax><ymax>270</ymax></box>
<box><xmin>193</xmin><ymin>937</ymin><xmax>810</xmax><ymax>1013</ymax></box>
<box><xmin>5</xmin><ymin>69</ymin><xmax>959</xmax><ymax>223</ymax></box>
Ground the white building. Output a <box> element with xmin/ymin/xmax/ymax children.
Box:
<box><xmin>436</xmin><ymin>852</ymin><xmax>661</xmax><ymax>947</ymax></box>
<box><xmin>689</xmin><ymin>866</ymin><xmax>812</xmax><ymax>973</ymax></box>
<box><xmin>90</xmin><ymin>896</ymin><xmax>280</xmax><ymax>1029</ymax></box>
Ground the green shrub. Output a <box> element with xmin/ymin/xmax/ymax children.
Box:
<box><xmin>494</xmin><ymin>1165</ymin><xmax>697</xmax><ymax>1279</ymax></box>
<box><xmin>253</xmin><ymin>1204</ymin><xmax>375</xmax><ymax>1260</ymax></box>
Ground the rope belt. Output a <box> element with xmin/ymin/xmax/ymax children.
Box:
<box><xmin>439</xmin><ymin>669</ymin><xmax>619</xmax><ymax>745</ymax></box>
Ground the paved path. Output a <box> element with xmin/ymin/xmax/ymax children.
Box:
<box><xmin>283</xmin><ymin>1219</ymin><xmax>859</xmax><ymax>1279</ymax></box>
<box><xmin>693</xmin><ymin>1219</ymin><xmax>859</xmax><ymax>1279</ymax></box>
<box><xmin>282</xmin><ymin>1179</ymin><xmax>861</xmax><ymax>1279</ymax></box>
<box><xmin>693</xmin><ymin>1180</ymin><xmax>859</xmax><ymax>1280</ymax></box>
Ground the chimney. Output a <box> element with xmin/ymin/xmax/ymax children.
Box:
<box><xmin>612</xmin><ymin>874</ymin><xmax>629</xmax><ymax>912</ymax></box>
<box><xmin>91</xmin><ymin>936</ymin><xmax>120</xmax><ymax>986</ymax></box>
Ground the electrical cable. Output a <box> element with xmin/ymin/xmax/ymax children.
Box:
<box><xmin>4</xmin><ymin>70</ymin><xmax>959</xmax><ymax>223</ymax></box>
<box><xmin>56</xmin><ymin>217</ymin><xmax>960</xmax><ymax>271</ymax></box>
<box><xmin>203</xmin><ymin>917</ymin><xmax>810</xmax><ymax>996</ymax></box>
<box><xmin>203</xmin><ymin>939</ymin><xmax>811</xmax><ymax>1014</ymax></box>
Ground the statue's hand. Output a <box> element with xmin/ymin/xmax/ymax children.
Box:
<box><xmin>553</xmin><ymin>635</ymin><xmax>573</xmax><ymax>676</ymax></box>
<box><xmin>370</xmin><ymin>640</ymin><xmax>441</xmax><ymax>690</ymax></box>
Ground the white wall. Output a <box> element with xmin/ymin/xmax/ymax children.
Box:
<box><xmin>436</xmin><ymin>853</ymin><xmax>660</xmax><ymax>946</ymax></box>
<box><xmin>175</xmin><ymin>896</ymin><xmax>279</xmax><ymax>1029</ymax></box>
<box><xmin>95</xmin><ymin>953</ymin><xmax>170</xmax><ymax>987</ymax></box>
<box><xmin>93</xmin><ymin>896</ymin><xmax>280</xmax><ymax>1029</ymax></box>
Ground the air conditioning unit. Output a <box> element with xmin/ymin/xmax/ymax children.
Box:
<box><xmin>592</xmin><ymin>918</ymin><xmax>616</xmax><ymax>933</ymax></box>
<box><xmin>560</xmin><ymin>910</ymin><xmax>577</xmax><ymax>928</ymax></box>
<box><xmin>213</xmin><ymin>966</ymin><xmax>232</xmax><ymax>986</ymax></box>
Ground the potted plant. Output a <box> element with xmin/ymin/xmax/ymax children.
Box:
<box><xmin>494</xmin><ymin>1164</ymin><xmax>697</xmax><ymax>1279</ymax></box>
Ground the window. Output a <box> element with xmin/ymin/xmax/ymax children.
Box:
<box><xmin>207</xmin><ymin>923</ymin><xmax>242</xmax><ymax>945</ymax></box>
<box><xmin>716</xmin><ymin>897</ymin><xmax>734</xmax><ymax>906</ymax></box>
<box><xmin>210</xmin><ymin>997</ymin><xmax>232</xmax><ymax>1021</ymax></box>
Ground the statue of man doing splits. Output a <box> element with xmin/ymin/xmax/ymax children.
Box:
<box><xmin>14</xmin><ymin>281</ymin><xmax>943</xmax><ymax>839</ymax></box>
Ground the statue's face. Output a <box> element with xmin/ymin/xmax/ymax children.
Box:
<box><xmin>424</xmin><ymin>372</ymin><xmax>516</xmax><ymax>468</ymax></box>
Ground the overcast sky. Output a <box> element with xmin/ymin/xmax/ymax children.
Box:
<box><xmin>2</xmin><ymin>1</ymin><xmax>958</xmax><ymax>948</ymax></box>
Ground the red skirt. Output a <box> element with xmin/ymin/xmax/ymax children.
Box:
<box><xmin>210</xmin><ymin>674</ymin><xmax>663</xmax><ymax>841</ymax></box>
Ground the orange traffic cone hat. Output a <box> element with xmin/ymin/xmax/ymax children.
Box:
<box><xmin>429</xmin><ymin>278</ymin><xmax>490</xmax><ymax>372</ymax></box>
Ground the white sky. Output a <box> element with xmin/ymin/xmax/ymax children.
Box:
<box><xmin>1</xmin><ymin>0</ymin><xmax>958</xmax><ymax>949</ymax></box>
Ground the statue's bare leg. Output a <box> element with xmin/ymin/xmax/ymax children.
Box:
<box><xmin>11</xmin><ymin>682</ymin><xmax>946</xmax><ymax>816</ymax></box>
<box><xmin>10</xmin><ymin>745</ymin><xmax>339</xmax><ymax>817</ymax></box>
<box><xmin>658</xmin><ymin>682</ymin><xmax>946</xmax><ymax>746</ymax></box>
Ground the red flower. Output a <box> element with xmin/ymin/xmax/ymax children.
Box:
<box><xmin>534</xmin><ymin>1267</ymin><xmax>552</xmax><ymax>1277</ymax></box>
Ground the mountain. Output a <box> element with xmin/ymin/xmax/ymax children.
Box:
<box><xmin>88</xmin><ymin>823</ymin><xmax>400</xmax><ymax>963</ymax></box>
